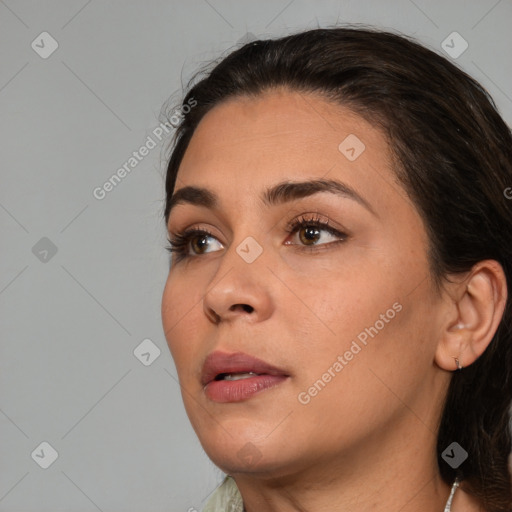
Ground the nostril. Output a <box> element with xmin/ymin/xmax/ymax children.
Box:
<box><xmin>229</xmin><ymin>304</ymin><xmax>253</xmax><ymax>313</ymax></box>
<box><xmin>206</xmin><ymin>308</ymin><xmax>221</xmax><ymax>324</ymax></box>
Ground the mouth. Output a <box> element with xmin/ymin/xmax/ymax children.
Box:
<box><xmin>213</xmin><ymin>371</ymin><xmax>264</xmax><ymax>381</ymax></box>
<box><xmin>204</xmin><ymin>373</ymin><xmax>289</xmax><ymax>403</ymax></box>
<box><xmin>201</xmin><ymin>350</ymin><xmax>289</xmax><ymax>385</ymax></box>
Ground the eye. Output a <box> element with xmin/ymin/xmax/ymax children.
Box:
<box><xmin>284</xmin><ymin>213</ymin><xmax>348</xmax><ymax>249</ymax></box>
<box><xmin>165</xmin><ymin>213</ymin><xmax>348</xmax><ymax>264</ymax></box>
<box><xmin>166</xmin><ymin>228</ymin><xmax>223</xmax><ymax>262</ymax></box>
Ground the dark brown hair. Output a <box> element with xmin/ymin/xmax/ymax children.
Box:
<box><xmin>162</xmin><ymin>24</ymin><xmax>512</xmax><ymax>511</ymax></box>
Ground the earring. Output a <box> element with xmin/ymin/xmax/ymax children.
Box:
<box><xmin>454</xmin><ymin>357</ymin><xmax>463</xmax><ymax>371</ymax></box>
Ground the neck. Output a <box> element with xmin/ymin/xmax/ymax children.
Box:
<box><xmin>232</xmin><ymin>416</ymin><xmax>454</xmax><ymax>512</ymax></box>
<box><xmin>236</xmin><ymin>459</ymin><xmax>452</xmax><ymax>512</ymax></box>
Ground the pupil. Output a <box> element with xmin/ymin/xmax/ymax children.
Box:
<box><xmin>193</xmin><ymin>235</ymin><xmax>208</xmax><ymax>253</ymax></box>
<box><xmin>302</xmin><ymin>226</ymin><xmax>320</xmax><ymax>244</ymax></box>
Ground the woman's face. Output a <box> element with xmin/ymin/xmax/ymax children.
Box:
<box><xmin>161</xmin><ymin>89</ymin><xmax>450</xmax><ymax>477</ymax></box>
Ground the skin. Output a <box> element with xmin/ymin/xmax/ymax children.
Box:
<box><xmin>161</xmin><ymin>88</ymin><xmax>507</xmax><ymax>512</ymax></box>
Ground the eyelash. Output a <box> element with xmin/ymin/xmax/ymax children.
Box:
<box><xmin>165</xmin><ymin>213</ymin><xmax>347</xmax><ymax>262</ymax></box>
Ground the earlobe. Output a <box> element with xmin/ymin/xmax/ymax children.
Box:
<box><xmin>434</xmin><ymin>260</ymin><xmax>507</xmax><ymax>372</ymax></box>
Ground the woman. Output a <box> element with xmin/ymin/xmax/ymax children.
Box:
<box><xmin>160</xmin><ymin>25</ymin><xmax>512</xmax><ymax>511</ymax></box>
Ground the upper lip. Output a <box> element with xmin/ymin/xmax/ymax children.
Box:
<box><xmin>201</xmin><ymin>350</ymin><xmax>289</xmax><ymax>386</ymax></box>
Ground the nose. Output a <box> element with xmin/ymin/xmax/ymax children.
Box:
<box><xmin>204</xmin><ymin>301</ymin><xmax>255</xmax><ymax>324</ymax></box>
<box><xmin>202</xmin><ymin>251</ymin><xmax>273</xmax><ymax>325</ymax></box>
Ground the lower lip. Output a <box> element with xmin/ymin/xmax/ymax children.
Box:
<box><xmin>204</xmin><ymin>374</ymin><xmax>288</xmax><ymax>403</ymax></box>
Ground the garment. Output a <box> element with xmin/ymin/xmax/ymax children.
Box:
<box><xmin>202</xmin><ymin>475</ymin><xmax>243</xmax><ymax>512</ymax></box>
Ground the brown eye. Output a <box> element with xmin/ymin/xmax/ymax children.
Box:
<box><xmin>286</xmin><ymin>218</ymin><xmax>347</xmax><ymax>248</ymax></box>
<box><xmin>166</xmin><ymin>228</ymin><xmax>223</xmax><ymax>261</ymax></box>
<box><xmin>191</xmin><ymin>234</ymin><xmax>211</xmax><ymax>254</ymax></box>
<box><xmin>298</xmin><ymin>225</ymin><xmax>322</xmax><ymax>245</ymax></box>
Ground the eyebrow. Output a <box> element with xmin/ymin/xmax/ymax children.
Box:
<box><xmin>167</xmin><ymin>178</ymin><xmax>377</xmax><ymax>219</ymax></box>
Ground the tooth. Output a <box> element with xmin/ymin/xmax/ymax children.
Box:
<box><xmin>223</xmin><ymin>372</ymin><xmax>258</xmax><ymax>381</ymax></box>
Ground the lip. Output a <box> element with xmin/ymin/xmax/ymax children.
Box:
<box><xmin>205</xmin><ymin>374</ymin><xmax>289</xmax><ymax>403</ymax></box>
<box><xmin>201</xmin><ymin>350</ymin><xmax>289</xmax><ymax>386</ymax></box>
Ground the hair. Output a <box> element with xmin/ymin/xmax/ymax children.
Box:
<box><xmin>161</xmin><ymin>24</ymin><xmax>512</xmax><ymax>511</ymax></box>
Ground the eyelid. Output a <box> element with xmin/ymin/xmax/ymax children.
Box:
<box><xmin>168</xmin><ymin>223</ymin><xmax>223</xmax><ymax>242</ymax></box>
<box><xmin>284</xmin><ymin>211</ymin><xmax>339</xmax><ymax>233</ymax></box>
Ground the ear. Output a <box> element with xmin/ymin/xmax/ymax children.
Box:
<box><xmin>435</xmin><ymin>260</ymin><xmax>508</xmax><ymax>371</ymax></box>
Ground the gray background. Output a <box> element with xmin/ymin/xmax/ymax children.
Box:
<box><xmin>1</xmin><ymin>1</ymin><xmax>511</xmax><ymax>511</ymax></box>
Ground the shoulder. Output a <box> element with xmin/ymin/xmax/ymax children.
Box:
<box><xmin>202</xmin><ymin>475</ymin><xmax>244</xmax><ymax>512</ymax></box>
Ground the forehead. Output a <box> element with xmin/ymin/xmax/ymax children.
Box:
<box><xmin>174</xmin><ymin>88</ymin><xmax>401</xmax><ymax>214</ymax></box>
<box><xmin>183</xmin><ymin>88</ymin><xmax>390</xmax><ymax>162</ymax></box>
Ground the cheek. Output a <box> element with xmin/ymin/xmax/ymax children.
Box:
<box><xmin>161</xmin><ymin>273</ymin><xmax>200</xmax><ymax>365</ymax></box>
<box><xmin>291</xmin><ymin>298</ymin><xmax>424</xmax><ymax>433</ymax></box>
<box><xmin>289</xmin><ymin>258</ymin><xmax>420</xmax><ymax>383</ymax></box>
<box><xmin>297</xmin><ymin>267</ymin><xmax>395</xmax><ymax>341</ymax></box>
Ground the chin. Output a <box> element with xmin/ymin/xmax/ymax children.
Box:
<box><xmin>207</xmin><ymin>449</ymin><xmax>289</xmax><ymax>478</ymax></box>
<box><xmin>196</xmin><ymin>425</ymin><xmax>282</xmax><ymax>472</ymax></box>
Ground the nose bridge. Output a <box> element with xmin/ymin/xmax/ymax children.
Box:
<box><xmin>202</xmin><ymin>227</ymin><xmax>271</xmax><ymax>323</ymax></box>
<box><xmin>217</xmin><ymin>210</ymin><xmax>269</xmax><ymax>274</ymax></box>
